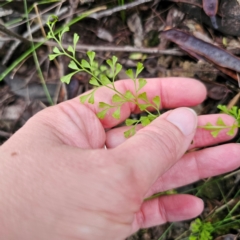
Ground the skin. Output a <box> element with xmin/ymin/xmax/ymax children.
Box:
<box><xmin>0</xmin><ymin>77</ymin><xmax>240</xmax><ymax>240</ymax></box>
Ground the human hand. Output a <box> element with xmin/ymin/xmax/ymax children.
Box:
<box><xmin>0</xmin><ymin>78</ymin><xmax>239</xmax><ymax>240</ymax></box>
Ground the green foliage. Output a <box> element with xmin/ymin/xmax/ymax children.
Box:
<box><xmin>189</xmin><ymin>218</ymin><xmax>214</xmax><ymax>240</ymax></box>
<box><xmin>47</xmin><ymin>17</ymin><xmax>161</xmax><ymax>137</ymax></box>
<box><xmin>199</xmin><ymin>105</ymin><xmax>240</xmax><ymax>137</ymax></box>
<box><xmin>218</xmin><ymin>105</ymin><xmax>240</xmax><ymax>123</ymax></box>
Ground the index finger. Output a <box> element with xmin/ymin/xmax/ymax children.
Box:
<box><xmin>75</xmin><ymin>77</ymin><xmax>206</xmax><ymax>128</ymax></box>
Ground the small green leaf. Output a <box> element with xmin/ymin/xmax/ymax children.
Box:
<box><xmin>124</xmin><ymin>90</ymin><xmax>135</xmax><ymax>100</ymax></box>
<box><xmin>79</xmin><ymin>94</ymin><xmax>89</xmax><ymax>103</ymax></box>
<box><xmin>138</xmin><ymin>92</ymin><xmax>148</xmax><ymax>102</ymax></box>
<box><xmin>227</xmin><ymin>126</ymin><xmax>236</xmax><ymax>136</ymax></box>
<box><xmin>137</xmin><ymin>78</ymin><xmax>147</xmax><ymax>91</ymax></box>
<box><xmin>87</xmin><ymin>51</ymin><xmax>95</xmax><ymax>65</ymax></box>
<box><xmin>129</xmin><ymin>52</ymin><xmax>144</xmax><ymax>60</ymax></box>
<box><xmin>216</xmin><ymin>117</ymin><xmax>226</xmax><ymax>126</ymax></box>
<box><xmin>67</xmin><ymin>45</ymin><xmax>74</xmax><ymax>54</ymax></box>
<box><xmin>81</xmin><ymin>59</ymin><xmax>90</xmax><ymax>69</ymax></box>
<box><xmin>49</xmin><ymin>54</ymin><xmax>59</xmax><ymax>60</ymax></box>
<box><xmin>88</xmin><ymin>93</ymin><xmax>95</xmax><ymax>104</ymax></box>
<box><xmin>229</xmin><ymin>106</ymin><xmax>238</xmax><ymax>117</ymax></box>
<box><xmin>136</xmin><ymin>62</ymin><xmax>144</xmax><ymax>77</ymax></box>
<box><xmin>153</xmin><ymin>96</ymin><xmax>161</xmax><ymax>108</ymax></box>
<box><xmin>60</xmin><ymin>26</ymin><xmax>69</xmax><ymax>39</ymax></box>
<box><xmin>148</xmin><ymin>114</ymin><xmax>157</xmax><ymax>122</ymax></box>
<box><xmin>99</xmin><ymin>102</ymin><xmax>111</xmax><ymax>108</ymax></box>
<box><xmin>139</xmin><ymin>104</ymin><xmax>151</xmax><ymax>111</ymax></box>
<box><xmin>112</xmin><ymin>56</ymin><xmax>118</xmax><ymax>66</ymax></box>
<box><xmin>211</xmin><ymin>130</ymin><xmax>221</xmax><ymax>137</ymax></box>
<box><xmin>112</xmin><ymin>107</ymin><xmax>121</xmax><ymax>119</ymax></box>
<box><xmin>106</xmin><ymin>68</ymin><xmax>114</xmax><ymax>78</ymax></box>
<box><xmin>97</xmin><ymin>109</ymin><xmax>108</xmax><ymax>119</ymax></box>
<box><xmin>217</xmin><ymin>104</ymin><xmax>228</xmax><ymax>114</ymax></box>
<box><xmin>47</xmin><ymin>31</ymin><xmax>53</xmax><ymax>39</ymax></box>
<box><xmin>48</xmin><ymin>15</ymin><xmax>58</xmax><ymax>24</ymax></box>
<box><xmin>106</xmin><ymin>59</ymin><xmax>113</xmax><ymax>68</ymax></box>
<box><xmin>53</xmin><ymin>46</ymin><xmax>61</xmax><ymax>54</ymax></box>
<box><xmin>115</xmin><ymin>63</ymin><xmax>122</xmax><ymax>76</ymax></box>
<box><xmin>140</xmin><ymin>116</ymin><xmax>150</xmax><ymax>126</ymax></box>
<box><xmin>62</xmin><ymin>26</ymin><xmax>70</xmax><ymax>34</ymax></box>
<box><xmin>124</xmin><ymin>127</ymin><xmax>136</xmax><ymax>138</ymax></box>
<box><xmin>100</xmin><ymin>75</ymin><xmax>111</xmax><ymax>85</ymax></box>
<box><xmin>60</xmin><ymin>72</ymin><xmax>76</xmax><ymax>84</ymax></box>
<box><xmin>125</xmin><ymin>69</ymin><xmax>134</xmax><ymax>79</ymax></box>
<box><xmin>100</xmin><ymin>65</ymin><xmax>107</xmax><ymax>72</ymax></box>
<box><xmin>124</xmin><ymin>129</ymin><xmax>131</xmax><ymax>138</ymax></box>
<box><xmin>189</xmin><ymin>236</ymin><xmax>197</xmax><ymax>240</ymax></box>
<box><xmin>73</xmin><ymin>33</ymin><xmax>79</xmax><ymax>47</ymax></box>
<box><xmin>89</xmin><ymin>77</ymin><xmax>100</xmax><ymax>86</ymax></box>
<box><xmin>125</xmin><ymin>119</ymin><xmax>138</xmax><ymax>126</ymax></box>
<box><xmin>112</xmin><ymin>94</ymin><xmax>123</xmax><ymax>103</ymax></box>
<box><xmin>92</xmin><ymin>61</ymin><xmax>99</xmax><ymax>69</ymax></box>
<box><xmin>68</xmin><ymin>60</ymin><xmax>79</xmax><ymax>70</ymax></box>
<box><xmin>93</xmin><ymin>70</ymin><xmax>100</xmax><ymax>77</ymax></box>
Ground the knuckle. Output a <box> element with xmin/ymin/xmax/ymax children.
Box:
<box><xmin>141</xmin><ymin>123</ymin><xmax>182</xmax><ymax>161</ymax></box>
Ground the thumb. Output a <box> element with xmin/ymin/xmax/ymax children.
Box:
<box><xmin>114</xmin><ymin>107</ymin><xmax>198</xmax><ymax>193</ymax></box>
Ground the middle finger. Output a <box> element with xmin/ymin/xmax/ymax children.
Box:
<box><xmin>105</xmin><ymin>113</ymin><xmax>236</xmax><ymax>149</ymax></box>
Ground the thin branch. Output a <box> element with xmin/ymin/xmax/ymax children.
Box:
<box><xmin>1</xmin><ymin>6</ymin><xmax>69</xmax><ymax>65</ymax></box>
<box><xmin>8</xmin><ymin>0</ymin><xmax>67</xmax><ymax>29</ymax></box>
<box><xmin>0</xmin><ymin>23</ymin><xmax>30</xmax><ymax>44</ymax></box>
<box><xmin>90</xmin><ymin>0</ymin><xmax>156</xmax><ymax>19</ymax></box>
<box><xmin>35</xmin><ymin>38</ymin><xmax>184</xmax><ymax>55</ymax></box>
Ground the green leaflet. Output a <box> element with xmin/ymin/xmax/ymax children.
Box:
<box><xmin>97</xmin><ymin>109</ymin><xmax>108</xmax><ymax>119</ymax></box>
<box><xmin>124</xmin><ymin>90</ymin><xmax>135</xmax><ymax>100</ymax></box>
<box><xmin>124</xmin><ymin>126</ymin><xmax>136</xmax><ymax>138</ymax></box>
<box><xmin>60</xmin><ymin>72</ymin><xmax>76</xmax><ymax>84</ymax></box>
<box><xmin>68</xmin><ymin>60</ymin><xmax>79</xmax><ymax>70</ymax></box>
<box><xmin>112</xmin><ymin>107</ymin><xmax>121</xmax><ymax>119</ymax></box>
<box><xmin>152</xmin><ymin>95</ymin><xmax>160</xmax><ymax>109</ymax></box>
<box><xmin>137</xmin><ymin>78</ymin><xmax>147</xmax><ymax>92</ymax></box>
<box><xmin>138</xmin><ymin>92</ymin><xmax>148</xmax><ymax>101</ymax></box>
<box><xmin>125</xmin><ymin>119</ymin><xmax>138</xmax><ymax>126</ymax></box>
<box><xmin>136</xmin><ymin>62</ymin><xmax>144</xmax><ymax>77</ymax></box>
<box><xmin>89</xmin><ymin>77</ymin><xmax>99</xmax><ymax>86</ymax></box>
<box><xmin>112</xmin><ymin>94</ymin><xmax>123</xmax><ymax>103</ymax></box>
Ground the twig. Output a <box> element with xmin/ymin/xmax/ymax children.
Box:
<box><xmin>0</xmin><ymin>7</ymin><xmax>104</xmax><ymax>82</ymax></box>
<box><xmin>35</xmin><ymin>38</ymin><xmax>184</xmax><ymax>55</ymax></box>
<box><xmin>0</xmin><ymin>130</ymin><xmax>12</xmax><ymax>138</ymax></box>
<box><xmin>8</xmin><ymin>0</ymin><xmax>67</xmax><ymax>29</ymax></box>
<box><xmin>0</xmin><ymin>8</ymin><xmax>12</xmax><ymax>17</ymax></box>
<box><xmin>90</xmin><ymin>0</ymin><xmax>156</xmax><ymax>19</ymax></box>
<box><xmin>33</xmin><ymin>3</ymin><xmax>60</xmax><ymax>70</ymax></box>
<box><xmin>1</xmin><ymin>6</ymin><xmax>69</xmax><ymax>65</ymax></box>
<box><xmin>0</xmin><ymin>23</ymin><xmax>30</xmax><ymax>44</ymax></box>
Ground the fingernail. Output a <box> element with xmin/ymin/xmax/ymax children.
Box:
<box><xmin>166</xmin><ymin>108</ymin><xmax>197</xmax><ymax>136</ymax></box>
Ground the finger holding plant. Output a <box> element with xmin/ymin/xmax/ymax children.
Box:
<box><xmin>47</xmin><ymin>17</ymin><xmax>161</xmax><ymax>138</ymax></box>
<box><xmin>47</xmin><ymin>16</ymin><xmax>240</xmax><ymax>139</ymax></box>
